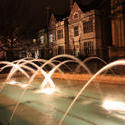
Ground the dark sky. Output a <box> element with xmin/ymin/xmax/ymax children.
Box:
<box><xmin>0</xmin><ymin>0</ymin><xmax>100</xmax><ymax>37</ymax></box>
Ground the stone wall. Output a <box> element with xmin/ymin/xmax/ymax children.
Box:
<box><xmin>51</xmin><ymin>72</ymin><xmax>125</xmax><ymax>85</ymax></box>
<box><xmin>1</xmin><ymin>72</ymin><xmax>125</xmax><ymax>85</ymax></box>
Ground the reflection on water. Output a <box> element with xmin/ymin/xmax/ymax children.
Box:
<box><xmin>0</xmin><ymin>78</ymin><xmax>125</xmax><ymax>125</ymax></box>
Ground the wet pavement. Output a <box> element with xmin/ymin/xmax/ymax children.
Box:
<box><xmin>0</xmin><ymin>78</ymin><xmax>125</xmax><ymax>125</ymax></box>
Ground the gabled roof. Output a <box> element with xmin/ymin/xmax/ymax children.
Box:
<box><xmin>47</xmin><ymin>0</ymin><xmax>108</xmax><ymax>28</ymax></box>
<box><xmin>49</xmin><ymin>13</ymin><xmax>57</xmax><ymax>27</ymax></box>
<box><xmin>69</xmin><ymin>1</ymin><xmax>94</xmax><ymax>13</ymax></box>
<box><xmin>68</xmin><ymin>2</ymin><xmax>83</xmax><ymax>22</ymax></box>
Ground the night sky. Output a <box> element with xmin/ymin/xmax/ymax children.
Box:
<box><xmin>0</xmin><ymin>0</ymin><xmax>101</xmax><ymax>37</ymax></box>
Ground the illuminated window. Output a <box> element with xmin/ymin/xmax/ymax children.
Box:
<box><xmin>40</xmin><ymin>36</ymin><xmax>44</xmax><ymax>43</ymax></box>
<box><xmin>83</xmin><ymin>20</ymin><xmax>93</xmax><ymax>33</ymax></box>
<box><xmin>84</xmin><ymin>41</ymin><xmax>94</xmax><ymax>56</ymax></box>
<box><xmin>74</xmin><ymin>26</ymin><xmax>79</xmax><ymax>36</ymax></box>
<box><xmin>57</xmin><ymin>29</ymin><xmax>63</xmax><ymax>39</ymax></box>
<box><xmin>50</xmin><ymin>33</ymin><xmax>53</xmax><ymax>42</ymax></box>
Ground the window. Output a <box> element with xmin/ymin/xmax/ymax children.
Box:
<box><xmin>40</xmin><ymin>35</ymin><xmax>44</xmax><ymax>43</ymax></box>
<box><xmin>74</xmin><ymin>13</ymin><xmax>78</xmax><ymax>19</ymax></box>
<box><xmin>83</xmin><ymin>20</ymin><xmax>93</xmax><ymax>33</ymax></box>
<box><xmin>74</xmin><ymin>26</ymin><xmax>79</xmax><ymax>36</ymax></box>
<box><xmin>50</xmin><ymin>33</ymin><xmax>53</xmax><ymax>42</ymax></box>
<box><xmin>84</xmin><ymin>41</ymin><xmax>94</xmax><ymax>56</ymax></box>
<box><xmin>57</xmin><ymin>29</ymin><xmax>63</xmax><ymax>39</ymax></box>
<box><xmin>58</xmin><ymin>46</ymin><xmax>64</xmax><ymax>54</ymax></box>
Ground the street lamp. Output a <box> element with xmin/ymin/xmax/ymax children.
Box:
<box><xmin>33</xmin><ymin>39</ymin><xmax>36</xmax><ymax>43</ymax></box>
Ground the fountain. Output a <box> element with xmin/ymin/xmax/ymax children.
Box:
<box><xmin>0</xmin><ymin>54</ymin><xmax>125</xmax><ymax>125</ymax></box>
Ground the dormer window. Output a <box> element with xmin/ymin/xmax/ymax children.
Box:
<box><xmin>74</xmin><ymin>12</ymin><xmax>79</xmax><ymax>19</ymax></box>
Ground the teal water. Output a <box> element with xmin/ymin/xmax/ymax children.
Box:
<box><xmin>0</xmin><ymin>78</ymin><xmax>125</xmax><ymax>125</ymax></box>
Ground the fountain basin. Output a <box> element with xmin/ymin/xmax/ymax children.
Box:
<box><xmin>0</xmin><ymin>78</ymin><xmax>125</xmax><ymax>125</ymax></box>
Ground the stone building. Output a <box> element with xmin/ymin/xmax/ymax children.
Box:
<box><xmin>37</xmin><ymin>0</ymin><xmax>125</xmax><ymax>60</ymax></box>
<box><xmin>39</xmin><ymin>13</ymin><xmax>69</xmax><ymax>57</ymax></box>
<box><xmin>68</xmin><ymin>2</ymin><xmax>104</xmax><ymax>58</ymax></box>
<box><xmin>41</xmin><ymin>2</ymin><xmax>107</xmax><ymax>59</ymax></box>
<box><xmin>109</xmin><ymin>0</ymin><xmax>125</xmax><ymax>58</ymax></box>
<box><xmin>55</xmin><ymin>18</ymin><xmax>69</xmax><ymax>55</ymax></box>
<box><xmin>1</xmin><ymin>0</ymin><xmax>125</xmax><ymax>60</ymax></box>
